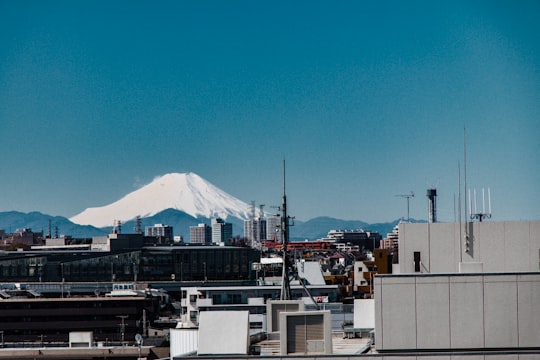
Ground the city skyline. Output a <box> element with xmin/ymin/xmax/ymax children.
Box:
<box><xmin>1</xmin><ymin>0</ymin><xmax>539</xmax><ymax>223</ymax></box>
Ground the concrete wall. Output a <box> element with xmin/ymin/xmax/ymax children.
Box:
<box><xmin>170</xmin><ymin>328</ymin><xmax>198</xmax><ymax>357</ymax></box>
<box><xmin>173</xmin><ymin>354</ymin><xmax>540</xmax><ymax>360</ymax></box>
<box><xmin>69</xmin><ymin>331</ymin><xmax>93</xmax><ymax>348</ymax></box>
<box><xmin>353</xmin><ymin>299</ymin><xmax>374</xmax><ymax>329</ymax></box>
<box><xmin>399</xmin><ymin>221</ymin><xmax>540</xmax><ymax>274</ymax></box>
<box><xmin>374</xmin><ymin>273</ymin><xmax>540</xmax><ymax>352</ymax></box>
<box><xmin>198</xmin><ymin>311</ymin><xmax>250</xmax><ymax>355</ymax></box>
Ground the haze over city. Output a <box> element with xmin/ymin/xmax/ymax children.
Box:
<box><xmin>1</xmin><ymin>0</ymin><xmax>539</xmax><ymax>224</ymax></box>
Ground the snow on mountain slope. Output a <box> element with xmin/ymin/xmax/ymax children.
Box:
<box><xmin>69</xmin><ymin>173</ymin><xmax>252</xmax><ymax>227</ymax></box>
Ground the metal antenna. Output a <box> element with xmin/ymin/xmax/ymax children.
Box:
<box><xmin>395</xmin><ymin>192</ymin><xmax>415</xmax><ymax>222</ymax></box>
<box><xmin>280</xmin><ymin>159</ymin><xmax>292</xmax><ymax>300</ymax></box>
<box><xmin>469</xmin><ymin>187</ymin><xmax>492</xmax><ymax>222</ymax></box>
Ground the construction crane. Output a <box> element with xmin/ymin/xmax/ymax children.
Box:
<box><xmin>395</xmin><ymin>191</ymin><xmax>414</xmax><ymax>222</ymax></box>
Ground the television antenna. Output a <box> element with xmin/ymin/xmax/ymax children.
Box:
<box><xmin>468</xmin><ymin>187</ymin><xmax>492</xmax><ymax>222</ymax></box>
<box><xmin>279</xmin><ymin>159</ymin><xmax>294</xmax><ymax>301</ymax></box>
<box><xmin>395</xmin><ymin>191</ymin><xmax>414</xmax><ymax>222</ymax></box>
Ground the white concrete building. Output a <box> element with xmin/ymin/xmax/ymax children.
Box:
<box><xmin>398</xmin><ymin>220</ymin><xmax>540</xmax><ymax>274</ymax></box>
<box><xmin>374</xmin><ymin>220</ymin><xmax>540</xmax><ymax>355</ymax></box>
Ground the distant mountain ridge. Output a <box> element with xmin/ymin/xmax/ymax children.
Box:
<box><xmin>0</xmin><ymin>211</ymin><xmax>106</xmax><ymax>238</ymax></box>
<box><xmin>1</xmin><ymin>172</ymin><xmax>406</xmax><ymax>240</ymax></box>
<box><xmin>0</xmin><ymin>210</ymin><xmax>402</xmax><ymax>241</ymax></box>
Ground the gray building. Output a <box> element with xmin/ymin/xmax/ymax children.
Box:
<box><xmin>265</xmin><ymin>215</ymin><xmax>282</xmax><ymax>242</ymax></box>
<box><xmin>244</xmin><ymin>218</ymin><xmax>266</xmax><ymax>247</ymax></box>
<box><xmin>145</xmin><ymin>223</ymin><xmax>173</xmax><ymax>243</ymax></box>
<box><xmin>212</xmin><ymin>218</ymin><xmax>232</xmax><ymax>245</ymax></box>
<box><xmin>190</xmin><ymin>224</ymin><xmax>212</xmax><ymax>244</ymax></box>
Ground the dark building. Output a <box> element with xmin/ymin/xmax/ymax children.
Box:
<box><xmin>0</xmin><ymin>295</ymin><xmax>160</xmax><ymax>344</ymax></box>
<box><xmin>325</xmin><ymin>229</ymin><xmax>382</xmax><ymax>252</ymax></box>
<box><xmin>0</xmin><ymin>245</ymin><xmax>259</xmax><ymax>283</ymax></box>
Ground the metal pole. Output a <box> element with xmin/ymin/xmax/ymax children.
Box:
<box><xmin>280</xmin><ymin>160</ymin><xmax>291</xmax><ymax>300</ymax></box>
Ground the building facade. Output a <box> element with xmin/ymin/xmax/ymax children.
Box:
<box><xmin>375</xmin><ymin>272</ymin><xmax>540</xmax><ymax>352</ymax></box>
<box><xmin>265</xmin><ymin>215</ymin><xmax>282</xmax><ymax>242</ymax></box>
<box><xmin>323</xmin><ymin>229</ymin><xmax>382</xmax><ymax>252</ymax></box>
<box><xmin>244</xmin><ymin>218</ymin><xmax>267</xmax><ymax>247</ymax></box>
<box><xmin>211</xmin><ymin>218</ymin><xmax>232</xmax><ymax>245</ymax></box>
<box><xmin>145</xmin><ymin>224</ymin><xmax>173</xmax><ymax>243</ymax></box>
<box><xmin>398</xmin><ymin>220</ymin><xmax>540</xmax><ymax>274</ymax></box>
<box><xmin>373</xmin><ymin>220</ymin><xmax>540</xmax><ymax>357</ymax></box>
<box><xmin>190</xmin><ymin>224</ymin><xmax>212</xmax><ymax>244</ymax></box>
<box><xmin>0</xmin><ymin>246</ymin><xmax>259</xmax><ymax>283</ymax></box>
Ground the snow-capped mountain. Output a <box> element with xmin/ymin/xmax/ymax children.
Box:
<box><xmin>69</xmin><ymin>172</ymin><xmax>252</xmax><ymax>228</ymax></box>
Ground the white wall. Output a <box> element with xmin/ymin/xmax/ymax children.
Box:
<box><xmin>353</xmin><ymin>299</ymin><xmax>374</xmax><ymax>329</ymax></box>
<box><xmin>399</xmin><ymin>221</ymin><xmax>540</xmax><ymax>274</ymax></box>
<box><xmin>375</xmin><ymin>273</ymin><xmax>540</xmax><ymax>352</ymax></box>
<box><xmin>170</xmin><ymin>328</ymin><xmax>198</xmax><ymax>357</ymax></box>
<box><xmin>197</xmin><ymin>311</ymin><xmax>250</xmax><ymax>355</ymax></box>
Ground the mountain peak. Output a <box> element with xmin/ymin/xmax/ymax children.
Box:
<box><xmin>69</xmin><ymin>172</ymin><xmax>252</xmax><ymax>227</ymax></box>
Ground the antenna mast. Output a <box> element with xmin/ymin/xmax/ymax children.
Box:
<box><xmin>280</xmin><ymin>159</ymin><xmax>292</xmax><ymax>300</ymax></box>
<box><xmin>464</xmin><ymin>127</ymin><xmax>469</xmax><ymax>230</ymax></box>
<box><xmin>395</xmin><ymin>192</ymin><xmax>415</xmax><ymax>222</ymax></box>
<box><xmin>469</xmin><ymin>187</ymin><xmax>492</xmax><ymax>222</ymax></box>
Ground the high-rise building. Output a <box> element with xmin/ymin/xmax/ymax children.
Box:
<box><xmin>244</xmin><ymin>218</ymin><xmax>267</xmax><ymax>246</ymax></box>
<box><xmin>266</xmin><ymin>215</ymin><xmax>282</xmax><ymax>243</ymax></box>
<box><xmin>190</xmin><ymin>224</ymin><xmax>212</xmax><ymax>244</ymax></box>
<box><xmin>145</xmin><ymin>224</ymin><xmax>173</xmax><ymax>243</ymax></box>
<box><xmin>211</xmin><ymin>218</ymin><xmax>232</xmax><ymax>245</ymax></box>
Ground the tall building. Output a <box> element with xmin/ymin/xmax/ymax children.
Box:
<box><xmin>211</xmin><ymin>218</ymin><xmax>232</xmax><ymax>245</ymax></box>
<box><xmin>266</xmin><ymin>215</ymin><xmax>282</xmax><ymax>242</ymax></box>
<box><xmin>244</xmin><ymin>218</ymin><xmax>267</xmax><ymax>247</ymax></box>
<box><xmin>190</xmin><ymin>224</ymin><xmax>212</xmax><ymax>244</ymax></box>
<box><xmin>145</xmin><ymin>224</ymin><xmax>173</xmax><ymax>243</ymax></box>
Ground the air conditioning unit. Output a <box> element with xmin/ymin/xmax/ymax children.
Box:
<box><xmin>279</xmin><ymin>310</ymin><xmax>332</xmax><ymax>355</ymax></box>
<box><xmin>266</xmin><ymin>300</ymin><xmax>304</xmax><ymax>333</ymax></box>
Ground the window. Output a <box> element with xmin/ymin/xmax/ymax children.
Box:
<box><xmin>226</xmin><ymin>293</ymin><xmax>241</xmax><ymax>304</ymax></box>
<box><xmin>414</xmin><ymin>251</ymin><xmax>421</xmax><ymax>272</ymax></box>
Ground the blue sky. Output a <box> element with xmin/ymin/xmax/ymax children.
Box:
<box><xmin>0</xmin><ymin>0</ymin><xmax>539</xmax><ymax>224</ymax></box>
